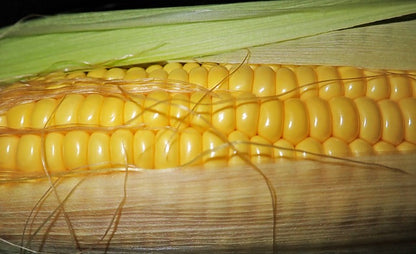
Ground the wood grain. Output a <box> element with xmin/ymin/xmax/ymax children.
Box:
<box><xmin>1</xmin><ymin>153</ymin><xmax>415</xmax><ymax>253</ymax></box>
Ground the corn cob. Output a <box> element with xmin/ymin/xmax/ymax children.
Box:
<box><xmin>0</xmin><ymin>63</ymin><xmax>415</xmax><ymax>177</ymax></box>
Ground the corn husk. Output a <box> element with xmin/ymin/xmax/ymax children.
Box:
<box><xmin>0</xmin><ymin>0</ymin><xmax>415</xmax><ymax>82</ymax></box>
<box><xmin>196</xmin><ymin>19</ymin><xmax>416</xmax><ymax>70</ymax></box>
<box><xmin>1</xmin><ymin>155</ymin><xmax>416</xmax><ymax>253</ymax></box>
<box><xmin>1</xmin><ymin>1</ymin><xmax>416</xmax><ymax>253</ymax></box>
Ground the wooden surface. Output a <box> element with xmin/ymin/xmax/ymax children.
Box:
<box><xmin>1</xmin><ymin>154</ymin><xmax>415</xmax><ymax>253</ymax></box>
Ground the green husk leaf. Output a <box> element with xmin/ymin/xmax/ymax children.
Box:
<box><xmin>0</xmin><ymin>1</ymin><xmax>342</xmax><ymax>37</ymax></box>
<box><xmin>0</xmin><ymin>0</ymin><xmax>415</xmax><ymax>83</ymax></box>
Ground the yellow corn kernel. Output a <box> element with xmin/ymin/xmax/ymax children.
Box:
<box><xmin>296</xmin><ymin>66</ymin><xmax>318</xmax><ymax>100</ymax></box>
<box><xmin>338</xmin><ymin>66</ymin><xmax>366</xmax><ymax>99</ymax></box>
<box><xmin>105</xmin><ymin>68</ymin><xmax>125</xmax><ymax>80</ymax></box>
<box><xmin>182</xmin><ymin>62</ymin><xmax>200</xmax><ymax>73</ymax></box>
<box><xmin>45</xmin><ymin>133</ymin><xmax>66</xmax><ymax>173</ymax></box>
<box><xmin>16</xmin><ymin>134</ymin><xmax>42</xmax><ymax>173</ymax></box>
<box><xmin>55</xmin><ymin>94</ymin><xmax>84</xmax><ymax>126</ymax></box>
<box><xmin>396</xmin><ymin>141</ymin><xmax>416</xmax><ymax>153</ymax></box>
<box><xmin>354</xmin><ymin>97</ymin><xmax>382</xmax><ymax>145</ymax></box>
<box><xmin>397</xmin><ymin>141</ymin><xmax>416</xmax><ymax>153</ymax></box>
<box><xmin>378</xmin><ymin>99</ymin><xmax>404</xmax><ymax>146</ymax></box>
<box><xmin>253</xmin><ymin>65</ymin><xmax>276</xmax><ymax>97</ymax></box>
<box><xmin>31</xmin><ymin>98</ymin><xmax>57</xmax><ymax>128</ymax></box>
<box><xmin>316</xmin><ymin>66</ymin><xmax>343</xmax><ymax>100</ymax></box>
<box><xmin>323</xmin><ymin>137</ymin><xmax>351</xmax><ymax>157</ymax></box>
<box><xmin>168</xmin><ymin>68</ymin><xmax>188</xmax><ymax>83</ymax></box>
<box><xmin>273</xmin><ymin>139</ymin><xmax>295</xmax><ymax>159</ymax></box>
<box><xmin>201</xmin><ymin>62</ymin><xmax>216</xmax><ymax>71</ymax></box>
<box><xmin>100</xmin><ymin>97</ymin><xmax>124</xmax><ymax>127</ymax></box>
<box><xmin>389</xmin><ymin>73</ymin><xmax>412</xmax><ymax>101</ymax></box>
<box><xmin>180</xmin><ymin>127</ymin><xmax>202</xmax><ymax>166</ymax></box>
<box><xmin>373</xmin><ymin>140</ymin><xmax>397</xmax><ymax>154</ymax></box>
<box><xmin>148</xmin><ymin>68</ymin><xmax>168</xmax><ymax>80</ymax></box>
<box><xmin>170</xmin><ymin>93</ymin><xmax>190</xmax><ymax>130</ymax></box>
<box><xmin>304</xmin><ymin>97</ymin><xmax>331</xmax><ymax>142</ymax></box>
<box><xmin>63</xmin><ymin>131</ymin><xmax>89</xmax><ymax>170</ymax></box>
<box><xmin>258</xmin><ymin>98</ymin><xmax>283</xmax><ymax>143</ymax></box>
<box><xmin>329</xmin><ymin>96</ymin><xmax>359</xmax><ymax>143</ymax></box>
<box><xmin>7</xmin><ymin>102</ymin><xmax>34</xmax><ymax>129</ymax></box>
<box><xmin>66</xmin><ymin>70</ymin><xmax>86</xmax><ymax>79</ymax></box>
<box><xmin>124</xmin><ymin>94</ymin><xmax>145</xmax><ymax>126</ymax></box>
<box><xmin>155</xmin><ymin>129</ymin><xmax>180</xmax><ymax>169</ymax></box>
<box><xmin>235</xmin><ymin>92</ymin><xmax>259</xmax><ymax>138</ymax></box>
<box><xmin>228</xmin><ymin>130</ymin><xmax>250</xmax><ymax>165</ymax></box>
<box><xmin>275</xmin><ymin>67</ymin><xmax>298</xmax><ymax>100</ymax></box>
<box><xmin>283</xmin><ymin>98</ymin><xmax>309</xmax><ymax>145</ymax></box>
<box><xmin>0</xmin><ymin>135</ymin><xmax>19</xmax><ymax>170</ymax></box>
<box><xmin>88</xmin><ymin>132</ymin><xmax>111</xmax><ymax>170</ymax></box>
<box><xmin>208</xmin><ymin>65</ymin><xmax>229</xmax><ymax>90</ymax></box>
<box><xmin>133</xmin><ymin>130</ymin><xmax>155</xmax><ymax>169</ymax></box>
<box><xmin>146</xmin><ymin>64</ymin><xmax>163</xmax><ymax>73</ymax></box>
<box><xmin>229</xmin><ymin>64</ymin><xmax>253</xmax><ymax>92</ymax></box>
<box><xmin>398</xmin><ymin>98</ymin><xmax>416</xmax><ymax>144</ymax></box>
<box><xmin>250</xmin><ymin>135</ymin><xmax>273</xmax><ymax>164</ymax></box>
<box><xmin>110</xmin><ymin>129</ymin><xmax>134</xmax><ymax>166</ymax></box>
<box><xmin>202</xmin><ymin>130</ymin><xmax>228</xmax><ymax>167</ymax></box>
<box><xmin>190</xmin><ymin>91</ymin><xmax>211</xmax><ymax>131</ymax></box>
<box><xmin>143</xmin><ymin>90</ymin><xmax>170</xmax><ymax>128</ymax></box>
<box><xmin>365</xmin><ymin>70</ymin><xmax>390</xmax><ymax>101</ymax></box>
<box><xmin>349</xmin><ymin>138</ymin><xmax>374</xmax><ymax>156</ymax></box>
<box><xmin>295</xmin><ymin>137</ymin><xmax>323</xmax><ymax>159</ymax></box>
<box><xmin>124</xmin><ymin>67</ymin><xmax>147</xmax><ymax>80</ymax></box>
<box><xmin>78</xmin><ymin>94</ymin><xmax>104</xmax><ymax>126</ymax></box>
<box><xmin>189</xmin><ymin>66</ymin><xmax>208</xmax><ymax>87</ymax></box>
<box><xmin>212</xmin><ymin>91</ymin><xmax>235</xmax><ymax>135</ymax></box>
<box><xmin>163</xmin><ymin>62</ymin><xmax>183</xmax><ymax>73</ymax></box>
<box><xmin>87</xmin><ymin>68</ymin><xmax>107</xmax><ymax>78</ymax></box>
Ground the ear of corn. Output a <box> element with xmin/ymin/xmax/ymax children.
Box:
<box><xmin>0</xmin><ymin>0</ymin><xmax>415</xmax><ymax>83</ymax></box>
<box><xmin>0</xmin><ymin>0</ymin><xmax>415</xmax><ymax>178</ymax></box>
<box><xmin>0</xmin><ymin>2</ymin><xmax>415</xmax><ymax>253</ymax></box>
<box><xmin>0</xmin><ymin>63</ymin><xmax>415</xmax><ymax>179</ymax></box>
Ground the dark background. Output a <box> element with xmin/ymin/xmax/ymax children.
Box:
<box><xmin>0</xmin><ymin>0</ymin><xmax>247</xmax><ymax>28</ymax></box>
